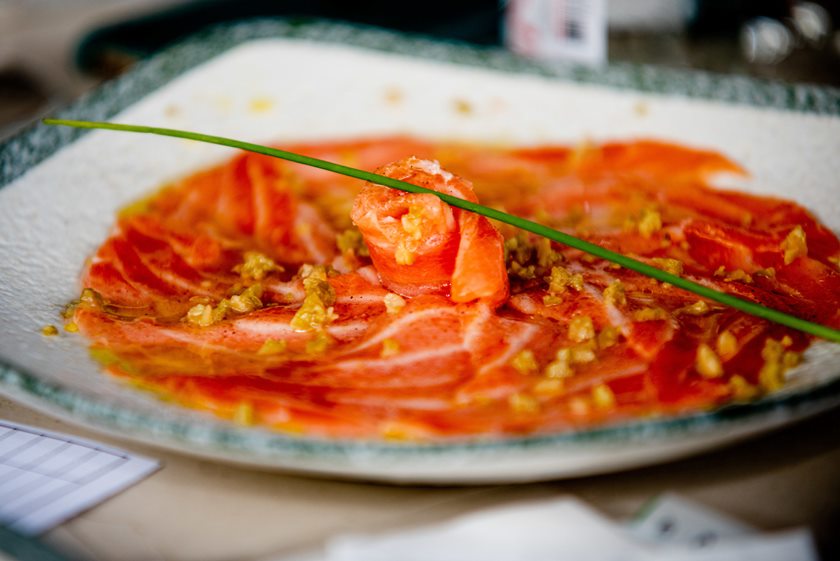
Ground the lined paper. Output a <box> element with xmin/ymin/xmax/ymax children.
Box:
<box><xmin>0</xmin><ymin>419</ymin><xmax>159</xmax><ymax>535</ymax></box>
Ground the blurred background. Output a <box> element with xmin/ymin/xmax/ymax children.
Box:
<box><xmin>1</xmin><ymin>0</ymin><xmax>839</xmax><ymax>140</ymax></box>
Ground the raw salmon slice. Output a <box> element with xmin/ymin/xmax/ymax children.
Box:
<box><xmin>69</xmin><ymin>137</ymin><xmax>840</xmax><ymax>440</ymax></box>
<box><xmin>351</xmin><ymin>157</ymin><xmax>508</xmax><ymax>306</ymax></box>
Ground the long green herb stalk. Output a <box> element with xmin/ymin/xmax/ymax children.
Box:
<box><xmin>43</xmin><ymin>118</ymin><xmax>840</xmax><ymax>343</ymax></box>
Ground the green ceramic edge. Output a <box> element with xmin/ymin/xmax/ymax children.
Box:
<box><xmin>2</xmin><ymin>19</ymin><xmax>840</xmax><ymax>460</ymax></box>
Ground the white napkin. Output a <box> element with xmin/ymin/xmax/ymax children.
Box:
<box><xmin>328</xmin><ymin>499</ymin><xmax>639</xmax><ymax>561</ymax></box>
<box><xmin>276</xmin><ymin>496</ymin><xmax>817</xmax><ymax>561</ymax></box>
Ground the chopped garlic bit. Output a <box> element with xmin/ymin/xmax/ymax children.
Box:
<box><xmin>186</xmin><ymin>284</ymin><xmax>264</xmax><ymax>328</ymax></box>
<box><xmin>63</xmin><ymin>287</ymin><xmax>104</xmax><ymax>320</ymax></box>
<box><xmin>569</xmin><ymin>344</ymin><xmax>596</xmax><ymax>364</ymax></box>
<box><xmin>568</xmin><ymin>315</ymin><xmax>595</xmax><ymax>343</ymax></box>
<box><xmin>41</xmin><ymin>325</ymin><xmax>59</xmax><ymax>336</ymax></box>
<box><xmin>380</xmin><ymin>421</ymin><xmax>422</xmax><ymax>441</ymax></box>
<box><xmin>186</xmin><ymin>303</ymin><xmax>215</xmax><ymax>327</ymax></box>
<box><xmin>679</xmin><ymin>300</ymin><xmax>710</xmax><ymax>316</ymax></box>
<box><xmin>592</xmin><ymin>384</ymin><xmax>616</xmax><ymax>409</ymax></box>
<box><xmin>696</xmin><ymin>344</ymin><xmax>724</xmax><ymax>378</ymax></box>
<box><xmin>548</xmin><ymin>266</ymin><xmax>584</xmax><ymax>294</ymax></box>
<box><xmin>234</xmin><ymin>251</ymin><xmax>281</xmax><ymax>281</ymax></box>
<box><xmin>508</xmin><ymin>392</ymin><xmax>540</xmax><ymax>414</ymax></box>
<box><xmin>597</xmin><ymin>326</ymin><xmax>620</xmax><ymax>349</ymax></box>
<box><xmin>291</xmin><ymin>300</ymin><xmax>338</xmax><ymax>332</ymax></box>
<box><xmin>401</xmin><ymin>204</ymin><xmax>425</xmax><ymax>240</ymax></box>
<box><xmin>381</xmin><ymin>338</ymin><xmax>401</xmax><ymax>358</ymax></box>
<box><xmin>80</xmin><ymin>287</ymin><xmax>103</xmax><ymax>307</ymax></box>
<box><xmin>228</xmin><ymin>284</ymin><xmax>264</xmax><ymax>313</ymax></box>
<box><xmin>336</xmin><ymin>228</ymin><xmax>370</xmax><ymax>257</ymax></box>
<box><xmin>716</xmin><ymin>330</ymin><xmax>738</xmax><ymax>359</ymax></box>
<box><xmin>287</xmin><ymin>266</ymin><xmax>339</xmax><ymax>354</ymax></box>
<box><xmin>783</xmin><ymin>350</ymin><xmax>801</xmax><ymax>368</ymax></box>
<box><xmin>298</xmin><ymin>263</ymin><xmax>337</xmax><ymax>280</ymax></box>
<box><xmin>384</xmin><ymin>87</ymin><xmax>404</xmax><ymax>105</ymax></box>
<box><xmin>781</xmin><ymin>225</ymin><xmax>807</xmax><ymax>265</ymax></box>
<box><xmin>632</xmin><ymin>307</ymin><xmax>669</xmax><ymax>322</ymax></box>
<box><xmin>233</xmin><ymin>402</ymin><xmax>254</xmax><ymax>426</ymax></box>
<box><xmin>505</xmin><ymin>233</ymin><xmax>563</xmax><ymax>281</ymax></box>
<box><xmin>391</xmin><ymin>205</ymin><xmax>429</xmax><ymax>265</ymax></box>
<box><xmin>509</xmin><ymin>261</ymin><xmax>536</xmax><ymax>279</ymax></box>
<box><xmin>727</xmin><ymin>269</ymin><xmax>753</xmax><ymax>283</ymax></box>
<box><xmin>511</xmin><ymin>349</ymin><xmax>538</xmax><ymax>374</ymax></box>
<box><xmin>545</xmin><ymin>348</ymin><xmax>573</xmax><ymax>379</ymax></box>
<box><xmin>258</xmin><ymin>338</ymin><xmax>287</xmax><ymax>355</ymax></box>
<box><xmin>453</xmin><ymin>98</ymin><xmax>473</xmax><ymax>115</ymax></box>
<box><xmin>535</xmin><ymin>238</ymin><xmax>562</xmax><ymax>269</ymax></box>
<box><xmin>714</xmin><ymin>266</ymin><xmax>753</xmax><ymax>284</ymax></box>
<box><xmin>729</xmin><ymin>375</ymin><xmax>758</xmax><ymax>401</ymax></box>
<box><xmin>638</xmin><ymin>209</ymin><xmax>662</xmax><ymax>237</ymax></box>
<box><xmin>533</xmin><ymin>378</ymin><xmax>565</xmax><ymax>396</ymax></box>
<box><xmin>542</xmin><ymin>294</ymin><xmax>564</xmax><ymax>307</ymax></box>
<box><xmin>758</xmin><ymin>339</ymin><xmax>785</xmax><ymax>391</ymax></box>
<box><xmin>394</xmin><ymin>244</ymin><xmax>416</xmax><ymax>265</ymax></box>
<box><xmin>291</xmin><ymin>266</ymin><xmax>337</xmax><ymax>332</ymax></box>
<box><xmin>504</xmin><ymin>234</ymin><xmax>530</xmax><ymax>264</ymax></box>
<box><xmin>603</xmin><ymin>281</ymin><xmax>626</xmax><ymax>307</ymax></box>
<box><xmin>64</xmin><ymin>322</ymin><xmax>79</xmax><ymax>333</ymax></box>
<box><xmin>757</xmin><ymin>338</ymin><xmax>802</xmax><ymax>393</ymax></box>
<box><xmin>383</xmin><ymin>292</ymin><xmax>407</xmax><ymax>314</ymax></box>
<box><xmin>651</xmin><ymin>257</ymin><xmax>683</xmax><ymax>276</ymax></box>
<box><xmin>249</xmin><ymin>97</ymin><xmax>274</xmax><ymax>113</ymax></box>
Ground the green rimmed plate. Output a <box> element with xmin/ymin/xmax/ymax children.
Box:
<box><xmin>1</xmin><ymin>20</ymin><xmax>839</xmax><ymax>483</ymax></box>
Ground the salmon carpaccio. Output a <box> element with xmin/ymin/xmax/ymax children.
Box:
<box><xmin>71</xmin><ymin>138</ymin><xmax>840</xmax><ymax>440</ymax></box>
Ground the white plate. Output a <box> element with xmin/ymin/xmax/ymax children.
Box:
<box><xmin>1</xmin><ymin>21</ymin><xmax>839</xmax><ymax>484</ymax></box>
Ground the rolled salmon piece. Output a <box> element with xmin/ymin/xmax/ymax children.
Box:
<box><xmin>351</xmin><ymin>157</ymin><xmax>508</xmax><ymax>306</ymax></box>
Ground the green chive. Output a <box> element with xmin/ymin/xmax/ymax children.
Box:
<box><xmin>42</xmin><ymin>118</ymin><xmax>840</xmax><ymax>343</ymax></box>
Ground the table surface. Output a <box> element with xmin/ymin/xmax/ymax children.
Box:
<box><xmin>1</xmin><ymin>396</ymin><xmax>838</xmax><ymax>561</ymax></box>
<box><xmin>2</xmin><ymin>4</ymin><xmax>839</xmax><ymax>560</ymax></box>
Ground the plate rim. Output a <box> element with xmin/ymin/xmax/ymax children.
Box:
<box><xmin>3</xmin><ymin>19</ymin><xmax>840</xmax><ymax>188</ymax></box>
<box><xmin>2</xmin><ymin>18</ymin><xmax>840</xmax><ymax>464</ymax></box>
